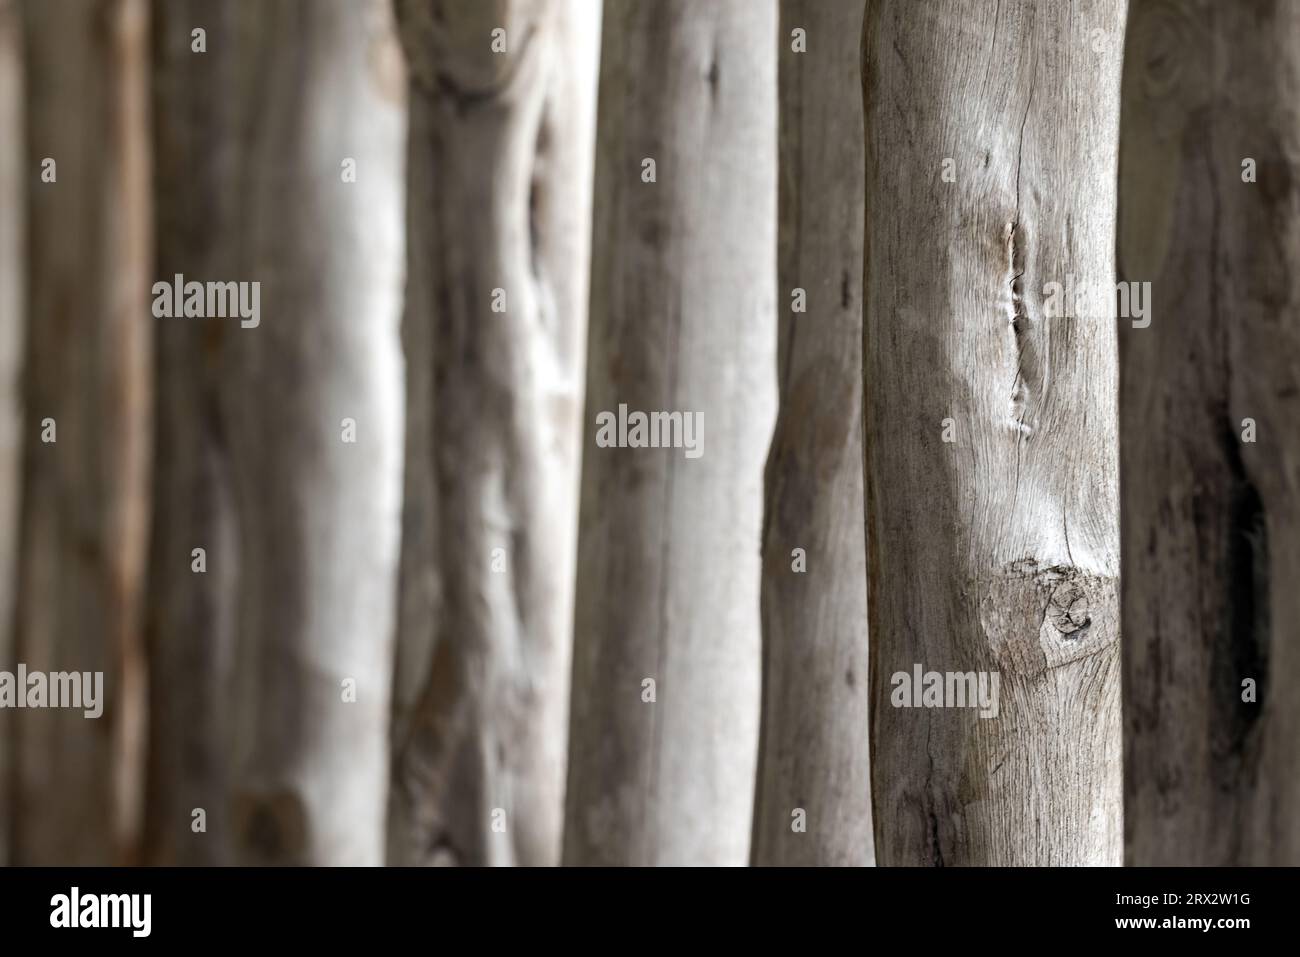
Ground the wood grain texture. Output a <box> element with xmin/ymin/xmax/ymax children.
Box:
<box><xmin>142</xmin><ymin>0</ymin><xmax>241</xmax><ymax>866</ymax></box>
<box><xmin>0</xmin><ymin>0</ymin><xmax>23</xmax><ymax>868</ymax></box>
<box><xmin>10</xmin><ymin>0</ymin><xmax>152</xmax><ymax>865</ymax></box>
<box><xmin>751</xmin><ymin>0</ymin><xmax>873</xmax><ymax>867</ymax></box>
<box><xmin>387</xmin><ymin>0</ymin><xmax>599</xmax><ymax>867</ymax></box>
<box><xmin>862</xmin><ymin>0</ymin><xmax>1125</xmax><ymax>866</ymax></box>
<box><xmin>563</xmin><ymin>0</ymin><xmax>777</xmax><ymax>867</ymax></box>
<box><xmin>219</xmin><ymin>0</ymin><xmax>407</xmax><ymax>866</ymax></box>
<box><xmin>1119</xmin><ymin>0</ymin><xmax>1300</xmax><ymax>865</ymax></box>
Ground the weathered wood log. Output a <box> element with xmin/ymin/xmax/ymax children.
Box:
<box><xmin>0</xmin><ymin>0</ymin><xmax>25</xmax><ymax>868</ymax></box>
<box><xmin>387</xmin><ymin>0</ymin><xmax>600</xmax><ymax>867</ymax></box>
<box><xmin>11</xmin><ymin>0</ymin><xmax>152</xmax><ymax>865</ymax></box>
<box><xmin>217</xmin><ymin>0</ymin><xmax>407</xmax><ymax>866</ymax></box>
<box><xmin>751</xmin><ymin>0</ymin><xmax>873</xmax><ymax>867</ymax></box>
<box><xmin>563</xmin><ymin>0</ymin><xmax>777</xmax><ymax>866</ymax></box>
<box><xmin>862</xmin><ymin>0</ymin><xmax>1125</xmax><ymax>865</ymax></box>
<box><xmin>141</xmin><ymin>0</ymin><xmax>241</xmax><ymax>866</ymax></box>
<box><xmin>1119</xmin><ymin>0</ymin><xmax>1300</xmax><ymax>865</ymax></box>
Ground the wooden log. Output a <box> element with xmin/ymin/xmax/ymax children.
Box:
<box><xmin>752</xmin><ymin>0</ymin><xmax>873</xmax><ymax>867</ymax></box>
<box><xmin>0</xmin><ymin>0</ymin><xmax>25</xmax><ymax>868</ymax></box>
<box><xmin>564</xmin><ymin>0</ymin><xmax>777</xmax><ymax>867</ymax></box>
<box><xmin>219</xmin><ymin>0</ymin><xmax>407</xmax><ymax>866</ymax></box>
<box><xmin>387</xmin><ymin>0</ymin><xmax>600</xmax><ymax>867</ymax></box>
<box><xmin>1119</xmin><ymin>0</ymin><xmax>1300</xmax><ymax>865</ymax></box>
<box><xmin>11</xmin><ymin>0</ymin><xmax>152</xmax><ymax>865</ymax></box>
<box><xmin>862</xmin><ymin>0</ymin><xmax>1125</xmax><ymax>866</ymax></box>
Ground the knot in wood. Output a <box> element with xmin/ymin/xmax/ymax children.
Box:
<box><xmin>1047</xmin><ymin>581</ymin><xmax>1091</xmax><ymax>637</ymax></box>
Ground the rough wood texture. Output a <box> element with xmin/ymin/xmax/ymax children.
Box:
<box><xmin>564</xmin><ymin>0</ymin><xmax>777</xmax><ymax>867</ymax></box>
<box><xmin>862</xmin><ymin>0</ymin><xmax>1125</xmax><ymax>865</ymax></box>
<box><xmin>10</xmin><ymin>0</ymin><xmax>152</xmax><ymax>865</ymax></box>
<box><xmin>751</xmin><ymin>0</ymin><xmax>873</xmax><ymax>867</ymax></box>
<box><xmin>0</xmin><ymin>0</ymin><xmax>24</xmax><ymax>868</ymax></box>
<box><xmin>387</xmin><ymin>0</ymin><xmax>599</xmax><ymax>868</ymax></box>
<box><xmin>219</xmin><ymin>0</ymin><xmax>407</xmax><ymax>866</ymax></box>
<box><xmin>142</xmin><ymin>0</ymin><xmax>240</xmax><ymax>866</ymax></box>
<box><xmin>1119</xmin><ymin>0</ymin><xmax>1300</xmax><ymax>865</ymax></box>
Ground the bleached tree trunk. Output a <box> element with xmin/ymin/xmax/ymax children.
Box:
<box><xmin>387</xmin><ymin>0</ymin><xmax>600</xmax><ymax>867</ymax></box>
<box><xmin>564</xmin><ymin>0</ymin><xmax>777</xmax><ymax>867</ymax></box>
<box><xmin>1119</xmin><ymin>0</ymin><xmax>1300</xmax><ymax>866</ymax></box>
<box><xmin>0</xmin><ymin>0</ymin><xmax>24</xmax><ymax>868</ymax></box>
<box><xmin>751</xmin><ymin>0</ymin><xmax>872</xmax><ymax>867</ymax></box>
<box><xmin>219</xmin><ymin>0</ymin><xmax>407</xmax><ymax>866</ymax></box>
<box><xmin>141</xmin><ymin>0</ymin><xmax>240</xmax><ymax>866</ymax></box>
<box><xmin>10</xmin><ymin>0</ymin><xmax>152</xmax><ymax>865</ymax></box>
<box><xmin>862</xmin><ymin>0</ymin><xmax>1125</xmax><ymax>866</ymax></box>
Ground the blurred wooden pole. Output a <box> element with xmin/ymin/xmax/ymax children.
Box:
<box><xmin>563</xmin><ymin>0</ymin><xmax>777</xmax><ymax>866</ymax></box>
<box><xmin>0</xmin><ymin>0</ymin><xmax>25</xmax><ymax>868</ymax></box>
<box><xmin>217</xmin><ymin>0</ymin><xmax>407</xmax><ymax>866</ymax></box>
<box><xmin>751</xmin><ymin>0</ymin><xmax>873</xmax><ymax>867</ymax></box>
<box><xmin>1119</xmin><ymin>0</ymin><xmax>1300</xmax><ymax>865</ymax></box>
<box><xmin>11</xmin><ymin>0</ymin><xmax>152</xmax><ymax>865</ymax></box>
<box><xmin>862</xmin><ymin>0</ymin><xmax>1125</xmax><ymax>865</ymax></box>
<box><xmin>142</xmin><ymin>0</ymin><xmax>239</xmax><ymax>866</ymax></box>
<box><xmin>387</xmin><ymin>0</ymin><xmax>600</xmax><ymax>867</ymax></box>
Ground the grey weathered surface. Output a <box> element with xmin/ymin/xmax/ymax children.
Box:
<box><xmin>0</xmin><ymin>0</ymin><xmax>24</xmax><ymax>868</ymax></box>
<box><xmin>751</xmin><ymin>0</ymin><xmax>873</xmax><ymax>867</ymax></box>
<box><xmin>1119</xmin><ymin>0</ymin><xmax>1300</xmax><ymax>865</ymax></box>
<box><xmin>862</xmin><ymin>0</ymin><xmax>1125</xmax><ymax>865</ymax></box>
<box><xmin>142</xmin><ymin>0</ymin><xmax>241</xmax><ymax>866</ymax></box>
<box><xmin>564</xmin><ymin>0</ymin><xmax>777</xmax><ymax>867</ymax></box>
<box><xmin>388</xmin><ymin>0</ymin><xmax>600</xmax><ymax>867</ymax></box>
<box><xmin>11</xmin><ymin>0</ymin><xmax>152</xmax><ymax>865</ymax></box>
<box><xmin>219</xmin><ymin>0</ymin><xmax>407</xmax><ymax>866</ymax></box>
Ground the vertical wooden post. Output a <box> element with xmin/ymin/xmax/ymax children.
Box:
<box><xmin>564</xmin><ymin>0</ymin><xmax>778</xmax><ymax>866</ymax></box>
<box><xmin>1119</xmin><ymin>0</ymin><xmax>1300</xmax><ymax>865</ymax></box>
<box><xmin>387</xmin><ymin>0</ymin><xmax>600</xmax><ymax>866</ymax></box>
<box><xmin>862</xmin><ymin>0</ymin><xmax>1125</xmax><ymax>865</ymax></box>
<box><xmin>752</xmin><ymin>0</ymin><xmax>873</xmax><ymax>867</ymax></box>
<box><xmin>12</xmin><ymin>0</ymin><xmax>152</xmax><ymax>864</ymax></box>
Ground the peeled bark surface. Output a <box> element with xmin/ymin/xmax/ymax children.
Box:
<box><xmin>564</xmin><ymin>0</ymin><xmax>777</xmax><ymax>867</ymax></box>
<box><xmin>862</xmin><ymin>0</ymin><xmax>1125</xmax><ymax>866</ymax></box>
<box><xmin>11</xmin><ymin>0</ymin><xmax>152</xmax><ymax>865</ymax></box>
<box><xmin>0</xmin><ymin>0</ymin><xmax>23</xmax><ymax>868</ymax></box>
<box><xmin>218</xmin><ymin>0</ymin><xmax>407</xmax><ymax>866</ymax></box>
<box><xmin>142</xmin><ymin>0</ymin><xmax>240</xmax><ymax>866</ymax></box>
<box><xmin>1119</xmin><ymin>0</ymin><xmax>1300</xmax><ymax>865</ymax></box>
<box><xmin>388</xmin><ymin>0</ymin><xmax>600</xmax><ymax>867</ymax></box>
<box><xmin>751</xmin><ymin>0</ymin><xmax>872</xmax><ymax>867</ymax></box>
